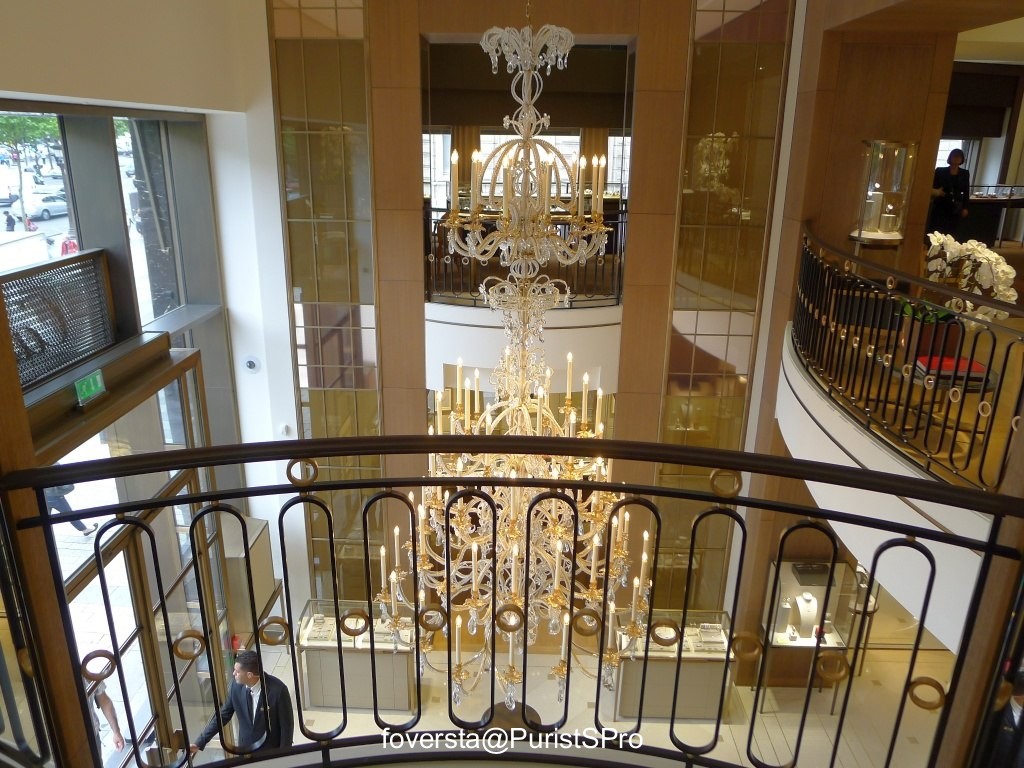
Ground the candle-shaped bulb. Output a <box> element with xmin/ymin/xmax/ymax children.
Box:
<box><xmin>536</xmin><ymin>387</ymin><xmax>544</xmax><ymax>433</ymax></box>
<box><xmin>450</xmin><ymin>151</ymin><xmax>460</xmax><ymax>212</ymax></box>
<box><xmin>456</xmin><ymin>358</ymin><xmax>463</xmax><ymax>405</ymax></box>
<box><xmin>561</xmin><ymin>611</ymin><xmax>570</xmax><ymax>661</ymax></box>
<box><xmin>471</xmin><ymin>542</ymin><xmax>479</xmax><ymax>593</ymax></box>
<box><xmin>511</xmin><ymin>543</ymin><xmax>520</xmax><ymax>596</ymax></box>
<box><xmin>631</xmin><ymin>576</ymin><xmax>640</xmax><ymax>623</ymax></box>
<box><xmin>607</xmin><ymin>600</ymin><xmax>616</xmax><ymax>648</ymax></box>
<box><xmin>581</xmin><ymin>372</ymin><xmax>590</xmax><ymax>424</ymax></box>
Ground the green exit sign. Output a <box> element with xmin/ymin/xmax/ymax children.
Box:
<box><xmin>74</xmin><ymin>370</ymin><xmax>106</xmax><ymax>406</ymax></box>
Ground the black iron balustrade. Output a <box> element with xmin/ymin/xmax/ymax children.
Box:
<box><xmin>793</xmin><ymin>230</ymin><xmax>1024</xmax><ymax>491</ymax></box>
<box><xmin>425</xmin><ymin>208</ymin><xmax>625</xmax><ymax>307</ymax></box>
<box><xmin>0</xmin><ymin>436</ymin><xmax>1020</xmax><ymax>768</ymax></box>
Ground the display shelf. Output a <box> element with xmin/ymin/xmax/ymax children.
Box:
<box><xmin>295</xmin><ymin>599</ymin><xmax>415</xmax><ymax>711</ymax></box>
<box><xmin>615</xmin><ymin>610</ymin><xmax>733</xmax><ymax>720</ymax></box>
<box><xmin>850</xmin><ymin>140</ymin><xmax>917</xmax><ymax>243</ymax></box>
<box><xmin>760</xmin><ymin>561</ymin><xmax>857</xmax><ymax>687</ymax></box>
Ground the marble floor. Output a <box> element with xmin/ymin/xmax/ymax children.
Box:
<box><xmin>178</xmin><ymin>642</ymin><xmax>952</xmax><ymax>767</ymax></box>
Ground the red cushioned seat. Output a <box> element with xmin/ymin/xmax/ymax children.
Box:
<box><xmin>915</xmin><ymin>355</ymin><xmax>987</xmax><ymax>380</ymax></box>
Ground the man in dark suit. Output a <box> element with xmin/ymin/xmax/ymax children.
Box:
<box><xmin>990</xmin><ymin>671</ymin><xmax>1024</xmax><ymax>768</ymax></box>
<box><xmin>190</xmin><ymin>649</ymin><xmax>294</xmax><ymax>754</ymax></box>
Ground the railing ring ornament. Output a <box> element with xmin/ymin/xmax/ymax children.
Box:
<box><xmin>730</xmin><ymin>631</ymin><xmax>763</xmax><ymax>662</ymax></box>
<box><xmin>994</xmin><ymin>678</ymin><xmax>1013</xmax><ymax>711</ymax></box>
<box><xmin>495</xmin><ymin>603</ymin><xmax>527</xmax><ymax>633</ymax></box>
<box><xmin>649</xmin><ymin>620</ymin><xmax>680</xmax><ymax>647</ymax></box>
<box><xmin>1012</xmin><ymin>415</ymin><xmax>1020</xmax><ymax>432</ymax></box>
<box><xmin>81</xmin><ymin>649</ymin><xmax>117</xmax><ymax>682</ymax></box>
<box><xmin>908</xmin><ymin>676</ymin><xmax>946</xmax><ymax>710</ymax></box>
<box><xmin>709</xmin><ymin>468</ymin><xmax>742</xmax><ymax>499</ymax></box>
<box><xmin>339</xmin><ymin>608</ymin><xmax>371</xmax><ymax>637</ymax></box>
<box><xmin>948</xmin><ymin>386</ymin><xmax>962</xmax><ymax>404</ymax></box>
<box><xmin>286</xmin><ymin>458</ymin><xmax>319</xmax><ymax>487</ymax></box>
<box><xmin>978</xmin><ymin>400</ymin><xmax>993</xmax><ymax>418</ymax></box>
<box><xmin>571</xmin><ymin>607</ymin><xmax>602</xmax><ymax>637</ymax></box>
<box><xmin>172</xmin><ymin>630</ymin><xmax>206</xmax><ymax>661</ymax></box>
<box><xmin>258</xmin><ymin>616</ymin><xmax>291</xmax><ymax>645</ymax></box>
<box><xmin>16</xmin><ymin>648</ymin><xmax>34</xmax><ymax>678</ymax></box>
<box><xmin>815</xmin><ymin>650</ymin><xmax>850</xmax><ymax>685</ymax></box>
<box><xmin>902</xmin><ymin>363</ymin><xmax>912</xmax><ymax>379</ymax></box>
<box><xmin>418</xmin><ymin>604</ymin><xmax>448</xmax><ymax>632</ymax></box>
<box><xmin>886</xmin><ymin>275</ymin><xmax>896</xmax><ymax>290</ymax></box>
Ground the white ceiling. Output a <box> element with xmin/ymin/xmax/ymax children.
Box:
<box><xmin>957</xmin><ymin>16</ymin><xmax>1024</xmax><ymax>64</ymax></box>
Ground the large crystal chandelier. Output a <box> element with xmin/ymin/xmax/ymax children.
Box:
<box><xmin>443</xmin><ymin>24</ymin><xmax>611</xmax><ymax>277</ymax></box>
<box><xmin>372</xmin><ymin>24</ymin><xmax>651</xmax><ymax>713</ymax></box>
<box><xmin>413</xmin><ymin>269</ymin><xmax>627</xmax><ymax>710</ymax></box>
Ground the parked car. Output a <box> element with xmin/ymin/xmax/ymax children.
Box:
<box><xmin>13</xmin><ymin>193</ymin><xmax>68</xmax><ymax>221</ymax></box>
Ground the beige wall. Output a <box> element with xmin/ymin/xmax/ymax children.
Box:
<box><xmin>0</xmin><ymin>1</ymin><xmax>266</xmax><ymax>113</ymax></box>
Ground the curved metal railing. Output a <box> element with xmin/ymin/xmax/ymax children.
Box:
<box><xmin>793</xmin><ymin>228</ymin><xmax>1024</xmax><ymax>491</ymax></box>
<box><xmin>0</xmin><ymin>436</ymin><xmax>1020</xmax><ymax>767</ymax></box>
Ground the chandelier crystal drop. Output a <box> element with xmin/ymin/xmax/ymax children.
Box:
<box><xmin>443</xmin><ymin>24</ymin><xmax>611</xmax><ymax>278</ymax></box>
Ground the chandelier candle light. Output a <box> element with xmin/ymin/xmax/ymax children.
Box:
<box><xmin>375</xmin><ymin>22</ymin><xmax>654</xmax><ymax>713</ymax></box>
<box><xmin>443</xmin><ymin>25</ymin><xmax>610</xmax><ymax>277</ymax></box>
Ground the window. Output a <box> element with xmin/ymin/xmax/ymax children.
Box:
<box><xmin>0</xmin><ymin>112</ymin><xmax>76</xmax><ymax>271</ymax></box>
<box><xmin>607</xmin><ymin>135</ymin><xmax>631</xmax><ymax>200</ymax></box>
<box><xmin>115</xmin><ymin>119</ymin><xmax>183</xmax><ymax>325</ymax></box>
<box><xmin>935</xmin><ymin>139</ymin><xmax>963</xmax><ymax>168</ymax></box>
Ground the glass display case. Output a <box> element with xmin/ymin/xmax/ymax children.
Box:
<box><xmin>765</xmin><ymin>561</ymin><xmax>856</xmax><ymax>648</ymax></box>
<box><xmin>295</xmin><ymin>599</ymin><xmax>415</xmax><ymax>711</ymax></box>
<box><xmin>760</xmin><ymin>560</ymin><xmax>858</xmax><ymax>687</ymax></box>
<box><xmin>851</xmin><ymin>140</ymin><xmax>917</xmax><ymax>243</ymax></box>
<box><xmin>615</xmin><ymin>610</ymin><xmax>733</xmax><ymax>719</ymax></box>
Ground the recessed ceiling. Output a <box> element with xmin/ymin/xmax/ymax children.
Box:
<box><xmin>957</xmin><ymin>16</ymin><xmax>1024</xmax><ymax>64</ymax></box>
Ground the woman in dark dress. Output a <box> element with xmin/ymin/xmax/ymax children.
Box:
<box><xmin>927</xmin><ymin>148</ymin><xmax>970</xmax><ymax>238</ymax></box>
